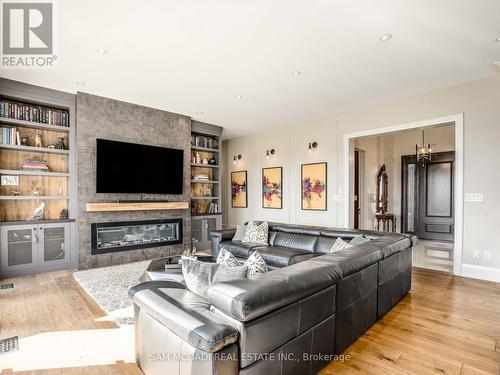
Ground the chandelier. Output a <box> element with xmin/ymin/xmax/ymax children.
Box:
<box><xmin>415</xmin><ymin>129</ymin><xmax>434</xmax><ymax>165</ymax></box>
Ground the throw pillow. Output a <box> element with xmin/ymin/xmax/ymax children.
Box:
<box><xmin>242</xmin><ymin>221</ymin><xmax>269</xmax><ymax>245</ymax></box>
<box><xmin>232</xmin><ymin>224</ymin><xmax>247</xmax><ymax>242</ymax></box>
<box><xmin>330</xmin><ymin>237</ymin><xmax>353</xmax><ymax>253</ymax></box>
<box><xmin>350</xmin><ymin>234</ymin><xmax>371</xmax><ymax>246</ymax></box>
<box><xmin>244</xmin><ymin>251</ymin><xmax>268</xmax><ymax>278</ymax></box>
<box><xmin>217</xmin><ymin>248</ymin><xmax>241</xmax><ymax>267</ymax></box>
<box><xmin>181</xmin><ymin>259</ymin><xmax>247</xmax><ymax>298</ymax></box>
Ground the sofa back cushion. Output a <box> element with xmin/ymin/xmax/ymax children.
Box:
<box><xmin>270</xmin><ymin>232</ymin><xmax>318</xmax><ymax>252</ymax></box>
<box><xmin>207</xmin><ymin>260</ymin><xmax>342</xmax><ymax>321</ymax></box>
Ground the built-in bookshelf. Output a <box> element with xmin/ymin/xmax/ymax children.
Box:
<box><xmin>0</xmin><ymin>81</ymin><xmax>75</xmax><ymax>223</ymax></box>
<box><xmin>191</xmin><ymin>121</ymin><xmax>223</xmax><ymax>248</ymax></box>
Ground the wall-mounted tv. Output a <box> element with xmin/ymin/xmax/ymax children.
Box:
<box><xmin>96</xmin><ymin>139</ymin><xmax>184</xmax><ymax>194</ymax></box>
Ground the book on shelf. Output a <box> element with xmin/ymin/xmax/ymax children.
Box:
<box><xmin>193</xmin><ymin>174</ymin><xmax>209</xmax><ymax>181</ymax></box>
<box><xmin>0</xmin><ymin>100</ymin><xmax>70</xmax><ymax>127</ymax></box>
<box><xmin>0</xmin><ymin>126</ymin><xmax>21</xmax><ymax>145</ymax></box>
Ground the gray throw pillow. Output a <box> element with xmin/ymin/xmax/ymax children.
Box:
<box><xmin>350</xmin><ymin>234</ymin><xmax>371</xmax><ymax>246</ymax></box>
<box><xmin>181</xmin><ymin>259</ymin><xmax>247</xmax><ymax>298</ymax></box>
<box><xmin>242</xmin><ymin>221</ymin><xmax>269</xmax><ymax>245</ymax></box>
<box><xmin>232</xmin><ymin>224</ymin><xmax>247</xmax><ymax>242</ymax></box>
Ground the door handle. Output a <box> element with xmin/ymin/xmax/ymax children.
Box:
<box><xmin>33</xmin><ymin>228</ymin><xmax>38</xmax><ymax>243</ymax></box>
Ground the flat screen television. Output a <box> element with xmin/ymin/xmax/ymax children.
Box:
<box><xmin>96</xmin><ymin>139</ymin><xmax>184</xmax><ymax>194</ymax></box>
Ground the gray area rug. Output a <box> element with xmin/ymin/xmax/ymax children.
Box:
<box><xmin>73</xmin><ymin>260</ymin><xmax>150</xmax><ymax>325</ymax></box>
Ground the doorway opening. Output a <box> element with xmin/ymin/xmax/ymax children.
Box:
<box><xmin>345</xmin><ymin>115</ymin><xmax>462</xmax><ymax>275</ymax></box>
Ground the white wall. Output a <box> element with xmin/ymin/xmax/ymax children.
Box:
<box><xmin>222</xmin><ymin>73</ymin><xmax>500</xmax><ymax>279</ymax></box>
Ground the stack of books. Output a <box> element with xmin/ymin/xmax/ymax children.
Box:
<box><xmin>193</xmin><ymin>174</ymin><xmax>209</xmax><ymax>182</ymax></box>
<box><xmin>22</xmin><ymin>159</ymin><xmax>49</xmax><ymax>171</ymax></box>
<box><xmin>0</xmin><ymin>127</ymin><xmax>20</xmax><ymax>145</ymax></box>
<box><xmin>0</xmin><ymin>100</ymin><xmax>70</xmax><ymax>127</ymax></box>
<box><xmin>207</xmin><ymin>203</ymin><xmax>219</xmax><ymax>214</ymax></box>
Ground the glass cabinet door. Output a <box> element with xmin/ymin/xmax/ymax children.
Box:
<box><xmin>191</xmin><ymin>218</ymin><xmax>204</xmax><ymax>247</ymax></box>
<box><xmin>38</xmin><ymin>224</ymin><xmax>70</xmax><ymax>267</ymax></box>
<box><xmin>1</xmin><ymin>226</ymin><xmax>37</xmax><ymax>271</ymax></box>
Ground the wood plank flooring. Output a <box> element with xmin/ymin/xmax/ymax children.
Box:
<box><xmin>1</xmin><ymin>267</ymin><xmax>499</xmax><ymax>374</ymax></box>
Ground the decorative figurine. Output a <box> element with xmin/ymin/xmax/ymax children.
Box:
<box><xmin>195</xmin><ymin>152</ymin><xmax>201</xmax><ymax>164</ymax></box>
<box><xmin>202</xmin><ymin>158</ymin><xmax>209</xmax><ymax>165</ymax></box>
<box><xmin>209</xmin><ymin>157</ymin><xmax>216</xmax><ymax>165</ymax></box>
<box><xmin>21</xmin><ymin>137</ymin><xmax>28</xmax><ymax>146</ymax></box>
<box><xmin>26</xmin><ymin>201</ymin><xmax>45</xmax><ymax>221</ymax></box>
<box><xmin>54</xmin><ymin>137</ymin><xmax>67</xmax><ymax>150</ymax></box>
<box><xmin>35</xmin><ymin>133</ymin><xmax>43</xmax><ymax>148</ymax></box>
<box><xmin>10</xmin><ymin>190</ymin><xmax>21</xmax><ymax>196</ymax></box>
<box><xmin>59</xmin><ymin>209</ymin><xmax>69</xmax><ymax>219</ymax></box>
<box><xmin>30</xmin><ymin>182</ymin><xmax>42</xmax><ymax>196</ymax></box>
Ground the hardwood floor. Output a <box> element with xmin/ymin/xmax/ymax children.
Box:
<box><xmin>1</xmin><ymin>267</ymin><xmax>499</xmax><ymax>374</ymax></box>
<box><xmin>321</xmin><ymin>267</ymin><xmax>500</xmax><ymax>375</ymax></box>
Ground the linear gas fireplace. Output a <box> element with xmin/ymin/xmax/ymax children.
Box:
<box><xmin>91</xmin><ymin>219</ymin><xmax>182</xmax><ymax>254</ymax></box>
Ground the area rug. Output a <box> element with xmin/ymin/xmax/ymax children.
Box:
<box><xmin>73</xmin><ymin>260</ymin><xmax>150</xmax><ymax>325</ymax></box>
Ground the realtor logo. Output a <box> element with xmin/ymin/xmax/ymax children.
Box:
<box><xmin>1</xmin><ymin>1</ymin><xmax>57</xmax><ymax>68</ymax></box>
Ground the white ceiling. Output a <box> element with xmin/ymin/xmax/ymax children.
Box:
<box><xmin>2</xmin><ymin>0</ymin><xmax>500</xmax><ymax>139</ymax></box>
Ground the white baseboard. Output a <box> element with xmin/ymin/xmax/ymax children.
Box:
<box><xmin>461</xmin><ymin>264</ymin><xmax>500</xmax><ymax>283</ymax></box>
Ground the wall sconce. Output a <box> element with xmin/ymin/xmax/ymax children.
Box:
<box><xmin>308</xmin><ymin>142</ymin><xmax>318</xmax><ymax>154</ymax></box>
<box><xmin>266</xmin><ymin>149</ymin><xmax>275</xmax><ymax>160</ymax></box>
<box><xmin>233</xmin><ymin>154</ymin><xmax>242</xmax><ymax>165</ymax></box>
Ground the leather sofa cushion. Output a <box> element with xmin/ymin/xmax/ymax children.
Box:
<box><xmin>207</xmin><ymin>260</ymin><xmax>342</xmax><ymax>321</ymax></box>
<box><xmin>134</xmin><ymin>287</ymin><xmax>238</xmax><ymax>353</ymax></box>
<box><xmin>219</xmin><ymin>240</ymin><xmax>262</xmax><ymax>258</ymax></box>
<box><xmin>320</xmin><ymin>227</ymin><xmax>381</xmax><ymax>240</ymax></box>
<box><xmin>270</xmin><ymin>232</ymin><xmax>317</xmax><ymax>252</ymax></box>
<box><xmin>314</xmin><ymin>236</ymin><xmax>337</xmax><ymax>254</ymax></box>
<box><xmin>369</xmin><ymin>235</ymin><xmax>412</xmax><ymax>258</ymax></box>
<box><xmin>270</xmin><ymin>223</ymin><xmax>324</xmax><ymax>236</ymax></box>
<box><xmin>253</xmin><ymin>246</ymin><xmax>316</xmax><ymax>268</ymax></box>
<box><xmin>310</xmin><ymin>245</ymin><xmax>383</xmax><ymax>277</ymax></box>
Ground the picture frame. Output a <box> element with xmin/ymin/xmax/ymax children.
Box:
<box><xmin>262</xmin><ymin>167</ymin><xmax>283</xmax><ymax>209</ymax></box>
<box><xmin>231</xmin><ymin>170</ymin><xmax>248</xmax><ymax>208</ymax></box>
<box><xmin>301</xmin><ymin>162</ymin><xmax>327</xmax><ymax>211</ymax></box>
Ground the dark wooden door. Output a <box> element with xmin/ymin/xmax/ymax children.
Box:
<box><xmin>354</xmin><ymin>150</ymin><xmax>360</xmax><ymax>229</ymax></box>
<box><xmin>401</xmin><ymin>151</ymin><xmax>454</xmax><ymax>241</ymax></box>
<box><xmin>418</xmin><ymin>152</ymin><xmax>454</xmax><ymax>241</ymax></box>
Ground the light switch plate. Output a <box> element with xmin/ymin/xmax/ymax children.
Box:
<box><xmin>472</xmin><ymin>249</ymin><xmax>480</xmax><ymax>259</ymax></box>
<box><xmin>484</xmin><ymin>250</ymin><xmax>492</xmax><ymax>260</ymax></box>
<box><xmin>466</xmin><ymin>193</ymin><xmax>483</xmax><ymax>202</ymax></box>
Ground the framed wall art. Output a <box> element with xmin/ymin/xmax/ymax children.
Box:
<box><xmin>301</xmin><ymin>162</ymin><xmax>327</xmax><ymax>211</ymax></box>
<box><xmin>262</xmin><ymin>167</ymin><xmax>282</xmax><ymax>209</ymax></box>
<box><xmin>231</xmin><ymin>170</ymin><xmax>248</xmax><ymax>208</ymax></box>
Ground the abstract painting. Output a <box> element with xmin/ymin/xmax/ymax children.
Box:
<box><xmin>231</xmin><ymin>170</ymin><xmax>248</xmax><ymax>208</ymax></box>
<box><xmin>301</xmin><ymin>162</ymin><xmax>327</xmax><ymax>210</ymax></box>
<box><xmin>262</xmin><ymin>167</ymin><xmax>282</xmax><ymax>209</ymax></box>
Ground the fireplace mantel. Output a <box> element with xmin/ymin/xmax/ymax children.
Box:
<box><xmin>86</xmin><ymin>201</ymin><xmax>189</xmax><ymax>212</ymax></box>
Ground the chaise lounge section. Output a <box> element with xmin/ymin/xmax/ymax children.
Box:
<box><xmin>133</xmin><ymin>222</ymin><xmax>416</xmax><ymax>375</ymax></box>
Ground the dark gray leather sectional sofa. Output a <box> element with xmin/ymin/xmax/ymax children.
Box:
<box><xmin>133</xmin><ymin>222</ymin><xmax>415</xmax><ymax>375</ymax></box>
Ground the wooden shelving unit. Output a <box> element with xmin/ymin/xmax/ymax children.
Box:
<box><xmin>0</xmin><ymin>81</ymin><xmax>75</xmax><ymax>223</ymax></box>
<box><xmin>190</xmin><ymin>121</ymin><xmax>223</xmax><ymax>249</ymax></box>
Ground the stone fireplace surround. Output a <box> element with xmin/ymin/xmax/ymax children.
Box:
<box><xmin>76</xmin><ymin>93</ymin><xmax>191</xmax><ymax>270</ymax></box>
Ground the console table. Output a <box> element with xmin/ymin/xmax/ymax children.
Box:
<box><xmin>375</xmin><ymin>214</ymin><xmax>396</xmax><ymax>232</ymax></box>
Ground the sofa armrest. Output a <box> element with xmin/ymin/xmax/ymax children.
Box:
<box><xmin>210</xmin><ymin>228</ymin><xmax>237</xmax><ymax>257</ymax></box>
<box><xmin>133</xmin><ymin>287</ymin><xmax>238</xmax><ymax>353</ymax></box>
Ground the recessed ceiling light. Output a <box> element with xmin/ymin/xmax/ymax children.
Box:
<box><xmin>75</xmin><ymin>81</ymin><xmax>85</xmax><ymax>86</ymax></box>
<box><xmin>380</xmin><ymin>33</ymin><xmax>393</xmax><ymax>42</ymax></box>
<box><xmin>292</xmin><ymin>71</ymin><xmax>302</xmax><ymax>76</ymax></box>
<box><xmin>196</xmin><ymin>111</ymin><xmax>205</xmax><ymax>115</ymax></box>
<box><xmin>495</xmin><ymin>61</ymin><xmax>500</xmax><ymax>66</ymax></box>
<box><xmin>96</xmin><ymin>48</ymin><xmax>108</xmax><ymax>54</ymax></box>
<box><xmin>235</xmin><ymin>95</ymin><xmax>243</xmax><ymax>99</ymax></box>
<box><xmin>496</xmin><ymin>37</ymin><xmax>500</xmax><ymax>42</ymax></box>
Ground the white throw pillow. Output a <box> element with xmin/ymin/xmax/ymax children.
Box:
<box><xmin>242</xmin><ymin>221</ymin><xmax>269</xmax><ymax>245</ymax></box>
<box><xmin>244</xmin><ymin>251</ymin><xmax>268</xmax><ymax>278</ymax></box>
<box><xmin>330</xmin><ymin>237</ymin><xmax>353</xmax><ymax>253</ymax></box>
<box><xmin>350</xmin><ymin>234</ymin><xmax>371</xmax><ymax>246</ymax></box>
<box><xmin>216</xmin><ymin>248</ymin><xmax>241</xmax><ymax>268</ymax></box>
